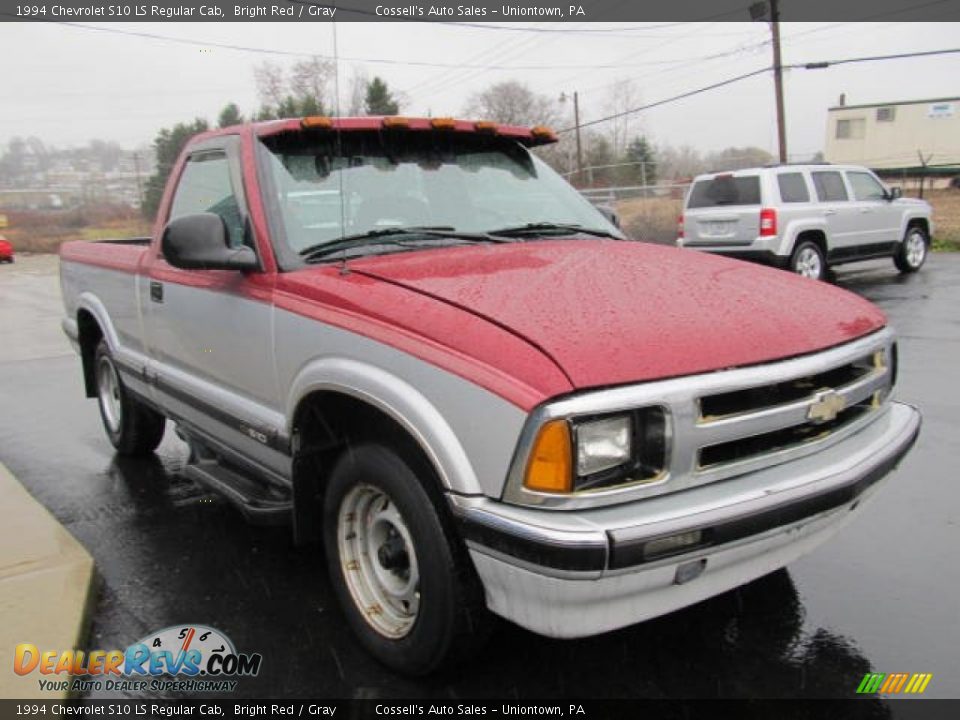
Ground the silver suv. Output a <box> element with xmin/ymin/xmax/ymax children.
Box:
<box><xmin>677</xmin><ymin>164</ymin><xmax>933</xmax><ymax>280</ymax></box>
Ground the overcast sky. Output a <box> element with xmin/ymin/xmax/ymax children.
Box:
<box><xmin>2</xmin><ymin>20</ymin><xmax>958</xmax><ymax>158</ymax></box>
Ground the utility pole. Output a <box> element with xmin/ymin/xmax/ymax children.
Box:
<box><xmin>770</xmin><ymin>0</ymin><xmax>787</xmax><ymax>163</ymax></box>
<box><xmin>573</xmin><ymin>91</ymin><xmax>584</xmax><ymax>187</ymax></box>
<box><xmin>751</xmin><ymin>1</ymin><xmax>787</xmax><ymax>163</ymax></box>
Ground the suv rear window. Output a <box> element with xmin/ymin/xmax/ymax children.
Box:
<box><xmin>687</xmin><ymin>175</ymin><xmax>761</xmax><ymax>208</ymax></box>
<box><xmin>777</xmin><ymin>173</ymin><xmax>810</xmax><ymax>203</ymax></box>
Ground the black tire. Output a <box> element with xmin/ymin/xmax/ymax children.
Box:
<box><xmin>94</xmin><ymin>340</ymin><xmax>166</xmax><ymax>455</ymax></box>
<box><xmin>894</xmin><ymin>225</ymin><xmax>928</xmax><ymax>273</ymax></box>
<box><xmin>790</xmin><ymin>240</ymin><xmax>826</xmax><ymax>281</ymax></box>
<box><xmin>323</xmin><ymin>443</ymin><xmax>491</xmax><ymax>675</ymax></box>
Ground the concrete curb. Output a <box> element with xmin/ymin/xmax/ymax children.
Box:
<box><xmin>0</xmin><ymin>462</ymin><xmax>96</xmax><ymax>699</ymax></box>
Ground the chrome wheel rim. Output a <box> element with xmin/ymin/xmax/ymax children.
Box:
<box><xmin>97</xmin><ymin>356</ymin><xmax>122</xmax><ymax>433</ymax></box>
<box><xmin>337</xmin><ymin>483</ymin><xmax>420</xmax><ymax>638</ymax></box>
<box><xmin>794</xmin><ymin>247</ymin><xmax>822</xmax><ymax>279</ymax></box>
<box><xmin>905</xmin><ymin>231</ymin><xmax>926</xmax><ymax>268</ymax></box>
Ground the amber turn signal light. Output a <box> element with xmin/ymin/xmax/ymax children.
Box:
<box><xmin>523</xmin><ymin>420</ymin><xmax>573</xmax><ymax>493</ymax></box>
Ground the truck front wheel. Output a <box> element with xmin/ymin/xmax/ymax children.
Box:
<box><xmin>94</xmin><ymin>340</ymin><xmax>166</xmax><ymax>455</ymax></box>
<box><xmin>323</xmin><ymin>443</ymin><xmax>491</xmax><ymax>675</ymax></box>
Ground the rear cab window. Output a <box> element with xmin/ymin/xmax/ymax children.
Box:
<box><xmin>776</xmin><ymin>172</ymin><xmax>811</xmax><ymax>203</ymax></box>
<box><xmin>811</xmin><ymin>171</ymin><xmax>849</xmax><ymax>202</ymax></box>
<box><xmin>687</xmin><ymin>174</ymin><xmax>762</xmax><ymax>208</ymax></box>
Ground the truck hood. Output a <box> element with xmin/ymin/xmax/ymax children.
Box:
<box><xmin>348</xmin><ymin>240</ymin><xmax>886</xmax><ymax>390</ymax></box>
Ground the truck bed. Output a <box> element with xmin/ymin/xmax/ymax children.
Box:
<box><xmin>60</xmin><ymin>237</ymin><xmax>151</xmax><ymax>274</ymax></box>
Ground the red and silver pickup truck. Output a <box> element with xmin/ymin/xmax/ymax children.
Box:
<box><xmin>60</xmin><ymin>117</ymin><xmax>920</xmax><ymax>674</ymax></box>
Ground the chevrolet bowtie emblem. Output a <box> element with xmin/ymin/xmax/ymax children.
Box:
<box><xmin>808</xmin><ymin>389</ymin><xmax>846</xmax><ymax>424</ymax></box>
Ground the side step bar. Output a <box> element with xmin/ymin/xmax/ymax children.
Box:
<box><xmin>184</xmin><ymin>460</ymin><xmax>292</xmax><ymax>526</ymax></box>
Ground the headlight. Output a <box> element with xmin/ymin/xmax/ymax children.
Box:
<box><xmin>575</xmin><ymin>415</ymin><xmax>632</xmax><ymax>476</ymax></box>
<box><xmin>522</xmin><ymin>408</ymin><xmax>668</xmax><ymax>494</ymax></box>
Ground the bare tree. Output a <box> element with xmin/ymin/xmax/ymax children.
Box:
<box><xmin>290</xmin><ymin>56</ymin><xmax>335</xmax><ymax>111</ymax></box>
<box><xmin>464</xmin><ymin>80</ymin><xmax>559</xmax><ymax>127</ymax></box>
<box><xmin>254</xmin><ymin>61</ymin><xmax>287</xmax><ymax>110</ymax></box>
<box><xmin>602</xmin><ymin>79</ymin><xmax>643</xmax><ymax>159</ymax></box>
<box><xmin>345</xmin><ymin>67</ymin><xmax>369</xmax><ymax>116</ymax></box>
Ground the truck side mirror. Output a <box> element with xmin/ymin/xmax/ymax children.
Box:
<box><xmin>886</xmin><ymin>186</ymin><xmax>903</xmax><ymax>201</ymax></box>
<box><xmin>161</xmin><ymin>213</ymin><xmax>259</xmax><ymax>271</ymax></box>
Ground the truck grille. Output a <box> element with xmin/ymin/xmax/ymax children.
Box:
<box><xmin>693</xmin><ymin>348</ymin><xmax>891</xmax><ymax>475</ymax></box>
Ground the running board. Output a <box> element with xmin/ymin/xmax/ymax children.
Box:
<box><xmin>184</xmin><ymin>460</ymin><xmax>292</xmax><ymax>526</ymax></box>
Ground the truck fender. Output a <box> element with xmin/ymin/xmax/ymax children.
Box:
<box><xmin>285</xmin><ymin>356</ymin><xmax>484</xmax><ymax>497</ymax></box>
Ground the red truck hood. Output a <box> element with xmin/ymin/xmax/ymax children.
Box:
<box><xmin>348</xmin><ymin>240</ymin><xmax>885</xmax><ymax>390</ymax></box>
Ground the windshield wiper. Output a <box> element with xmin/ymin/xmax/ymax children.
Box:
<box><xmin>485</xmin><ymin>222</ymin><xmax>619</xmax><ymax>239</ymax></box>
<box><xmin>299</xmin><ymin>226</ymin><xmax>508</xmax><ymax>262</ymax></box>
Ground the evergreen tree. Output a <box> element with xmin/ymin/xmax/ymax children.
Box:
<box><xmin>624</xmin><ymin>136</ymin><xmax>657</xmax><ymax>186</ymax></box>
<box><xmin>217</xmin><ymin>103</ymin><xmax>243</xmax><ymax>128</ymax></box>
<box><xmin>364</xmin><ymin>77</ymin><xmax>400</xmax><ymax>115</ymax></box>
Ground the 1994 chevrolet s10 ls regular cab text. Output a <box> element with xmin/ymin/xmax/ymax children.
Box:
<box><xmin>59</xmin><ymin>116</ymin><xmax>921</xmax><ymax>674</ymax></box>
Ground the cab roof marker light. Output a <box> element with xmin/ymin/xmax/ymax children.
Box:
<box><xmin>301</xmin><ymin>116</ymin><xmax>333</xmax><ymax>130</ymax></box>
<box><xmin>474</xmin><ymin>120</ymin><xmax>499</xmax><ymax>134</ymax></box>
<box><xmin>382</xmin><ymin>116</ymin><xmax>411</xmax><ymax>129</ymax></box>
<box><xmin>530</xmin><ymin>125</ymin><xmax>557</xmax><ymax>141</ymax></box>
<box><xmin>431</xmin><ymin>117</ymin><xmax>457</xmax><ymax>130</ymax></box>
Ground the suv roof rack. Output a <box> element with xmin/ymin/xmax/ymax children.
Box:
<box><xmin>761</xmin><ymin>162</ymin><xmax>832</xmax><ymax>168</ymax></box>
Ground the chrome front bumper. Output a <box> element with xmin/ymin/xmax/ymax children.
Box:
<box><xmin>452</xmin><ymin>401</ymin><xmax>919</xmax><ymax>634</ymax></box>
<box><xmin>455</xmin><ymin>402</ymin><xmax>919</xmax><ymax>577</ymax></box>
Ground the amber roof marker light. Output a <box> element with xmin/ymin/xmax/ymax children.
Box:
<box><xmin>301</xmin><ymin>116</ymin><xmax>333</xmax><ymax>130</ymax></box>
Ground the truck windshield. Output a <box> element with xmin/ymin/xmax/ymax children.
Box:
<box><xmin>258</xmin><ymin>131</ymin><xmax>620</xmax><ymax>259</ymax></box>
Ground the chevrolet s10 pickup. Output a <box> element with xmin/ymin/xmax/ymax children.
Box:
<box><xmin>59</xmin><ymin>116</ymin><xmax>921</xmax><ymax>674</ymax></box>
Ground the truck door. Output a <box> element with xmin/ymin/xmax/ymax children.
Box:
<box><xmin>142</xmin><ymin>137</ymin><xmax>283</xmax><ymax>465</ymax></box>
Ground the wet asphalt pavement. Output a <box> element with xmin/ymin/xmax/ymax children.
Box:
<box><xmin>0</xmin><ymin>252</ymin><xmax>957</xmax><ymax>703</ymax></box>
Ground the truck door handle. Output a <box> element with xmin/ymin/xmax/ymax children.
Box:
<box><xmin>860</xmin><ymin>208</ymin><xmax>873</xmax><ymax>213</ymax></box>
<box><xmin>824</xmin><ymin>210</ymin><xmax>837</xmax><ymax>216</ymax></box>
<box><xmin>150</xmin><ymin>281</ymin><xmax>164</xmax><ymax>303</ymax></box>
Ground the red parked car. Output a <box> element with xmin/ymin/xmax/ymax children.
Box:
<box><xmin>0</xmin><ymin>236</ymin><xmax>14</xmax><ymax>263</ymax></box>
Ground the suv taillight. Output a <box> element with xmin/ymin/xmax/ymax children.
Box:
<box><xmin>677</xmin><ymin>214</ymin><xmax>685</xmax><ymax>239</ymax></box>
<box><xmin>759</xmin><ymin>208</ymin><xmax>777</xmax><ymax>237</ymax></box>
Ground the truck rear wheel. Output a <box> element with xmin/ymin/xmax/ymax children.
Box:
<box><xmin>94</xmin><ymin>340</ymin><xmax>166</xmax><ymax>455</ymax></box>
<box><xmin>894</xmin><ymin>226</ymin><xmax>928</xmax><ymax>273</ymax></box>
<box><xmin>323</xmin><ymin>443</ymin><xmax>491</xmax><ymax>675</ymax></box>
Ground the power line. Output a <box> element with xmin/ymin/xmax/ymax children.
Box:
<box><xmin>790</xmin><ymin>46</ymin><xmax>960</xmax><ymax>70</ymax></box>
<box><xmin>558</xmin><ymin>66</ymin><xmax>772</xmax><ymax>133</ymax></box>
<box><xmin>30</xmin><ymin>21</ymin><xmax>775</xmax><ymax>72</ymax></box>
<box><xmin>559</xmin><ymin>46</ymin><xmax>960</xmax><ymax>134</ymax></box>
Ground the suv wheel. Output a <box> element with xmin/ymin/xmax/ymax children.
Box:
<box><xmin>94</xmin><ymin>340</ymin><xmax>166</xmax><ymax>455</ymax></box>
<box><xmin>323</xmin><ymin>443</ymin><xmax>491</xmax><ymax>674</ymax></box>
<box><xmin>790</xmin><ymin>241</ymin><xmax>826</xmax><ymax>281</ymax></box>
<box><xmin>894</xmin><ymin>226</ymin><xmax>928</xmax><ymax>273</ymax></box>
